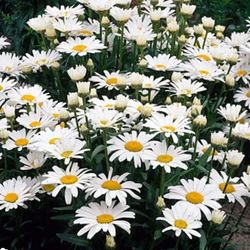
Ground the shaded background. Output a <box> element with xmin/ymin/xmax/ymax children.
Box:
<box><xmin>0</xmin><ymin>0</ymin><xmax>250</xmax><ymax>55</ymax></box>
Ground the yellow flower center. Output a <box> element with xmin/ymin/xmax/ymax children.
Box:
<box><xmin>104</xmin><ymin>103</ymin><xmax>114</xmax><ymax>109</ymax></box>
<box><xmin>0</xmin><ymin>85</ymin><xmax>3</xmax><ymax>91</ymax></box>
<box><xmin>155</xmin><ymin>64</ymin><xmax>167</xmax><ymax>71</ymax></box>
<box><xmin>72</xmin><ymin>44</ymin><xmax>87</xmax><ymax>52</ymax></box>
<box><xmin>157</xmin><ymin>154</ymin><xmax>173</xmax><ymax>163</ymax></box>
<box><xmin>15</xmin><ymin>138</ymin><xmax>29</xmax><ymax>147</ymax></box>
<box><xmin>29</xmin><ymin>121</ymin><xmax>41</xmax><ymax>128</ymax></box>
<box><xmin>97</xmin><ymin>214</ymin><xmax>114</xmax><ymax>224</ymax></box>
<box><xmin>124</xmin><ymin>140</ymin><xmax>143</xmax><ymax>152</ymax></box>
<box><xmin>137</xmin><ymin>105</ymin><xmax>143</xmax><ymax>112</ymax></box>
<box><xmin>239</xmin><ymin>118</ymin><xmax>246</xmax><ymax>124</ymax></box>
<box><xmin>197</xmin><ymin>54</ymin><xmax>211</xmax><ymax>61</ymax></box>
<box><xmin>49</xmin><ymin>137</ymin><xmax>60</xmax><ymax>145</ymax></box>
<box><xmin>60</xmin><ymin>150</ymin><xmax>73</xmax><ymax>158</ymax></box>
<box><xmin>160</xmin><ymin>125</ymin><xmax>176</xmax><ymax>133</ymax></box>
<box><xmin>106</xmin><ymin>77</ymin><xmax>118</xmax><ymax>86</ymax></box>
<box><xmin>79</xmin><ymin>30</ymin><xmax>92</xmax><ymax>36</ymax></box>
<box><xmin>202</xmin><ymin>147</ymin><xmax>218</xmax><ymax>156</ymax></box>
<box><xmin>43</xmin><ymin>184</ymin><xmax>55</xmax><ymax>192</ymax></box>
<box><xmin>186</xmin><ymin>191</ymin><xmax>204</xmax><ymax>204</ymax></box>
<box><xmin>236</xmin><ymin>69</ymin><xmax>247</xmax><ymax>77</ymax></box>
<box><xmin>101</xmin><ymin>180</ymin><xmax>122</xmax><ymax>190</ymax></box>
<box><xmin>4</xmin><ymin>192</ymin><xmax>18</xmax><ymax>203</ymax></box>
<box><xmin>199</xmin><ymin>69</ymin><xmax>209</xmax><ymax>76</ymax></box>
<box><xmin>182</xmin><ymin>89</ymin><xmax>193</xmax><ymax>95</ymax></box>
<box><xmin>219</xmin><ymin>183</ymin><xmax>235</xmax><ymax>193</ymax></box>
<box><xmin>246</xmin><ymin>90</ymin><xmax>250</xmax><ymax>98</ymax></box>
<box><xmin>21</xmin><ymin>94</ymin><xmax>36</xmax><ymax>102</ymax></box>
<box><xmin>60</xmin><ymin>175</ymin><xmax>78</xmax><ymax>185</ymax></box>
<box><xmin>175</xmin><ymin>219</ymin><xmax>188</xmax><ymax>229</ymax></box>
<box><xmin>53</xmin><ymin>113</ymin><xmax>60</xmax><ymax>119</ymax></box>
<box><xmin>100</xmin><ymin>119</ymin><xmax>109</xmax><ymax>126</ymax></box>
<box><xmin>60</xmin><ymin>122</ymin><xmax>65</xmax><ymax>128</ymax></box>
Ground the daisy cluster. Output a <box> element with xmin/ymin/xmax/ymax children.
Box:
<box><xmin>0</xmin><ymin>0</ymin><xmax>250</xmax><ymax>248</ymax></box>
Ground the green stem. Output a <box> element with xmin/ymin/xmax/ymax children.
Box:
<box><xmin>202</xmin><ymin>31</ymin><xmax>209</xmax><ymax>49</ymax></box>
<box><xmin>160</xmin><ymin>168</ymin><xmax>166</xmax><ymax>195</ymax></box>
<box><xmin>74</xmin><ymin>109</ymin><xmax>81</xmax><ymax>137</ymax></box>
<box><xmin>192</xmin><ymin>130</ymin><xmax>200</xmax><ymax>161</ymax></box>
<box><xmin>119</xmin><ymin>25</ymin><xmax>125</xmax><ymax>70</ymax></box>
<box><xmin>207</xmin><ymin>147</ymin><xmax>215</xmax><ymax>183</ymax></box>
<box><xmin>103</xmin><ymin>129</ymin><xmax>110</xmax><ymax>173</ymax></box>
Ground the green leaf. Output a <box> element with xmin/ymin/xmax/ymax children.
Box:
<box><xmin>199</xmin><ymin>230</ymin><xmax>207</xmax><ymax>250</ymax></box>
<box><xmin>50</xmin><ymin>214</ymin><xmax>74</xmax><ymax>221</ymax></box>
<box><xmin>198</xmin><ymin>146</ymin><xmax>212</xmax><ymax>167</ymax></box>
<box><xmin>91</xmin><ymin>145</ymin><xmax>105</xmax><ymax>160</ymax></box>
<box><xmin>57</xmin><ymin>233</ymin><xmax>89</xmax><ymax>247</ymax></box>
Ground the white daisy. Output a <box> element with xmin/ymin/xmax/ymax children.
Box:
<box><xmin>164</xmin><ymin>177</ymin><xmax>224</xmax><ymax>220</ymax></box>
<box><xmin>52</xmin><ymin>16</ymin><xmax>83</xmax><ymax>33</ymax></box>
<box><xmin>218</xmin><ymin>103</ymin><xmax>247</xmax><ymax>123</ymax></box>
<box><xmin>45</xmin><ymin>5</ymin><xmax>84</xmax><ymax>18</ymax></box>
<box><xmin>0</xmin><ymin>36</ymin><xmax>10</xmax><ymax>50</ymax></box>
<box><xmin>157</xmin><ymin>202</ymin><xmax>202</xmax><ymax>239</ymax></box>
<box><xmin>20</xmin><ymin>151</ymin><xmax>47</xmax><ymax>170</ymax></box>
<box><xmin>3</xmin><ymin>129</ymin><xmax>36</xmax><ymax>151</ymax></box>
<box><xmin>42</xmin><ymin>163</ymin><xmax>95</xmax><ymax>204</ymax></box>
<box><xmin>145</xmin><ymin>141</ymin><xmax>191</xmax><ymax>173</ymax></box>
<box><xmin>85</xmin><ymin>167</ymin><xmax>142</xmax><ymax>206</ymax></box>
<box><xmin>0</xmin><ymin>52</ymin><xmax>21</xmax><ymax>76</ymax></box>
<box><xmin>145</xmin><ymin>54</ymin><xmax>181</xmax><ymax>72</ymax></box>
<box><xmin>209</xmin><ymin>169</ymin><xmax>249</xmax><ymax>207</ymax></box>
<box><xmin>168</xmin><ymin>78</ymin><xmax>206</xmax><ymax>97</ymax></box>
<box><xmin>57</xmin><ymin>37</ymin><xmax>106</xmax><ymax>56</ymax></box>
<box><xmin>0</xmin><ymin>178</ymin><xmax>33</xmax><ymax>211</ymax></box>
<box><xmin>74</xmin><ymin>201</ymin><xmax>135</xmax><ymax>239</ymax></box>
<box><xmin>107</xmin><ymin>131</ymin><xmax>156</xmax><ymax>168</ymax></box>
<box><xmin>0</xmin><ymin>76</ymin><xmax>17</xmax><ymax>94</ymax></box>
<box><xmin>234</xmin><ymin>86</ymin><xmax>250</xmax><ymax>109</ymax></box>
<box><xmin>144</xmin><ymin>113</ymin><xmax>193</xmax><ymax>143</ymax></box>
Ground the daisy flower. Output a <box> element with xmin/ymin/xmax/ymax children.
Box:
<box><xmin>3</xmin><ymin>129</ymin><xmax>36</xmax><ymax>151</ymax></box>
<box><xmin>0</xmin><ymin>178</ymin><xmax>33</xmax><ymax>211</ymax></box>
<box><xmin>16</xmin><ymin>111</ymin><xmax>55</xmax><ymax>130</ymax></box>
<box><xmin>196</xmin><ymin>139</ymin><xmax>221</xmax><ymax>162</ymax></box>
<box><xmin>48</xmin><ymin>138</ymin><xmax>88</xmax><ymax>164</ymax></box>
<box><xmin>0</xmin><ymin>76</ymin><xmax>17</xmax><ymax>94</ymax></box>
<box><xmin>107</xmin><ymin>131</ymin><xmax>156</xmax><ymax>168</ymax></box>
<box><xmin>22</xmin><ymin>49</ymin><xmax>62</xmax><ymax>72</ymax></box>
<box><xmin>145</xmin><ymin>54</ymin><xmax>181</xmax><ymax>72</ymax></box>
<box><xmin>124</xmin><ymin>15</ymin><xmax>155</xmax><ymax>42</ymax></box>
<box><xmin>31</xmin><ymin>126</ymin><xmax>77</xmax><ymax>152</ymax></box>
<box><xmin>42</xmin><ymin>163</ymin><xmax>95</xmax><ymax>204</ymax></box>
<box><xmin>232</xmin><ymin>63</ymin><xmax>250</xmax><ymax>84</ymax></box>
<box><xmin>225</xmin><ymin>31</ymin><xmax>250</xmax><ymax>47</ymax></box>
<box><xmin>0</xmin><ymin>36</ymin><xmax>10</xmax><ymax>50</ymax></box>
<box><xmin>8</xmin><ymin>84</ymin><xmax>50</xmax><ymax>105</ymax></box>
<box><xmin>0</xmin><ymin>118</ymin><xmax>9</xmax><ymax>130</ymax></box>
<box><xmin>19</xmin><ymin>151</ymin><xmax>47</xmax><ymax>171</ymax></box>
<box><xmin>232</xmin><ymin>122</ymin><xmax>250</xmax><ymax>140</ymax></box>
<box><xmin>145</xmin><ymin>141</ymin><xmax>191</xmax><ymax>173</ymax></box>
<box><xmin>90</xmin><ymin>96</ymin><xmax>116</xmax><ymax>110</ymax></box>
<box><xmin>86</xmin><ymin>107</ymin><xmax>124</xmax><ymax>130</ymax></box>
<box><xmin>234</xmin><ymin>86</ymin><xmax>250</xmax><ymax>109</ymax></box>
<box><xmin>163</xmin><ymin>103</ymin><xmax>190</xmax><ymax>120</ymax></box>
<box><xmin>241</xmin><ymin>172</ymin><xmax>250</xmax><ymax>191</ymax></box>
<box><xmin>52</xmin><ymin>16</ymin><xmax>83</xmax><ymax>33</ymax></box>
<box><xmin>0</xmin><ymin>52</ymin><xmax>21</xmax><ymax>76</ymax></box>
<box><xmin>74</xmin><ymin>201</ymin><xmax>135</xmax><ymax>239</ymax></box>
<box><xmin>209</xmin><ymin>169</ymin><xmax>249</xmax><ymax>207</ymax></box>
<box><xmin>218</xmin><ymin>104</ymin><xmax>247</xmax><ymax>123</ymax></box>
<box><xmin>90</xmin><ymin>70</ymin><xmax>128</xmax><ymax>90</ymax></box>
<box><xmin>181</xmin><ymin>59</ymin><xmax>223</xmax><ymax>81</ymax></box>
<box><xmin>164</xmin><ymin>177</ymin><xmax>224</xmax><ymax>220</ymax></box>
<box><xmin>168</xmin><ymin>78</ymin><xmax>206</xmax><ymax>97</ymax></box>
<box><xmin>45</xmin><ymin>5</ymin><xmax>84</xmax><ymax>18</ymax></box>
<box><xmin>142</xmin><ymin>75</ymin><xmax>169</xmax><ymax>90</ymax></box>
<box><xmin>27</xmin><ymin>14</ymin><xmax>52</xmax><ymax>32</ymax></box>
<box><xmin>183</xmin><ymin>46</ymin><xmax>213</xmax><ymax>62</ymax></box>
<box><xmin>88</xmin><ymin>0</ymin><xmax>115</xmax><ymax>12</ymax></box>
<box><xmin>57</xmin><ymin>36</ymin><xmax>106</xmax><ymax>56</ymax></box>
<box><xmin>157</xmin><ymin>203</ymin><xmax>202</xmax><ymax>239</ymax></box>
<box><xmin>72</xmin><ymin>19</ymin><xmax>100</xmax><ymax>37</ymax></box>
<box><xmin>85</xmin><ymin>167</ymin><xmax>142</xmax><ymax>206</ymax></box>
<box><xmin>144</xmin><ymin>113</ymin><xmax>193</xmax><ymax>143</ymax></box>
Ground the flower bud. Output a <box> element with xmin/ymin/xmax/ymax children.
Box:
<box><xmin>101</xmin><ymin>16</ymin><xmax>110</xmax><ymax>28</ymax></box>
<box><xmin>165</xmin><ymin>96</ymin><xmax>172</xmax><ymax>105</ymax></box>
<box><xmin>67</xmin><ymin>93</ymin><xmax>79</xmax><ymax>109</ymax></box>
<box><xmin>171</xmin><ymin>72</ymin><xmax>184</xmax><ymax>82</ymax></box>
<box><xmin>130</xmin><ymin>73</ymin><xmax>143</xmax><ymax>89</ymax></box>
<box><xmin>105</xmin><ymin>235</ymin><xmax>116</xmax><ymax>249</ymax></box>
<box><xmin>59</xmin><ymin>108</ymin><xmax>70</xmax><ymax>121</ymax></box>
<box><xmin>193</xmin><ymin>114</ymin><xmax>207</xmax><ymax>127</ymax></box>
<box><xmin>167</xmin><ymin>21</ymin><xmax>179</xmax><ymax>33</ymax></box>
<box><xmin>225</xmin><ymin>74</ymin><xmax>235</xmax><ymax>87</ymax></box>
<box><xmin>51</xmin><ymin>61</ymin><xmax>60</xmax><ymax>70</ymax></box>
<box><xmin>45</xmin><ymin>28</ymin><xmax>56</xmax><ymax>39</ymax></box>
<box><xmin>226</xmin><ymin>150</ymin><xmax>244</xmax><ymax>168</ymax></box>
<box><xmin>202</xmin><ymin>17</ymin><xmax>215</xmax><ymax>31</ymax></box>
<box><xmin>227</xmin><ymin>53</ymin><xmax>239</xmax><ymax>65</ymax></box>
<box><xmin>67</xmin><ymin>65</ymin><xmax>86</xmax><ymax>81</ymax></box>
<box><xmin>115</xmin><ymin>94</ymin><xmax>128</xmax><ymax>112</ymax></box>
<box><xmin>90</xmin><ymin>88</ymin><xmax>98</xmax><ymax>98</ymax></box>
<box><xmin>180</xmin><ymin>4</ymin><xmax>196</xmax><ymax>17</ymax></box>
<box><xmin>156</xmin><ymin>196</ymin><xmax>166</xmax><ymax>209</ymax></box>
<box><xmin>193</xmin><ymin>24</ymin><xmax>204</xmax><ymax>37</ymax></box>
<box><xmin>211</xmin><ymin>131</ymin><xmax>228</xmax><ymax>147</ymax></box>
<box><xmin>141</xmin><ymin>103</ymin><xmax>153</xmax><ymax>117</ymax></box>
<box><xmin>76</xmin><ymin>81</ymin><xmax>90</xmax><ymax>97</ymax></box>
<box><xmin>0</xmin><ymin>129</ymin><xmax>9</xmax><ymax>140</ymax></box>
<box><xmin>215</xmin><ymin>25</ymin><xmax>225</xmax><ymax>33</ymax></box>
<box><xmin>211</xmin><ymin>210</ymin><xmax>226</xmax><ymax>225</ymax></box>
<box><xmin>4</xmin><ymin>105</ymin><xmax>15</xmax><ymax>119</ymax></box>
<box><xmin>87</xmin><ymin>58</ymin><xmax>94</xmax><ymax>71</ymax></box>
